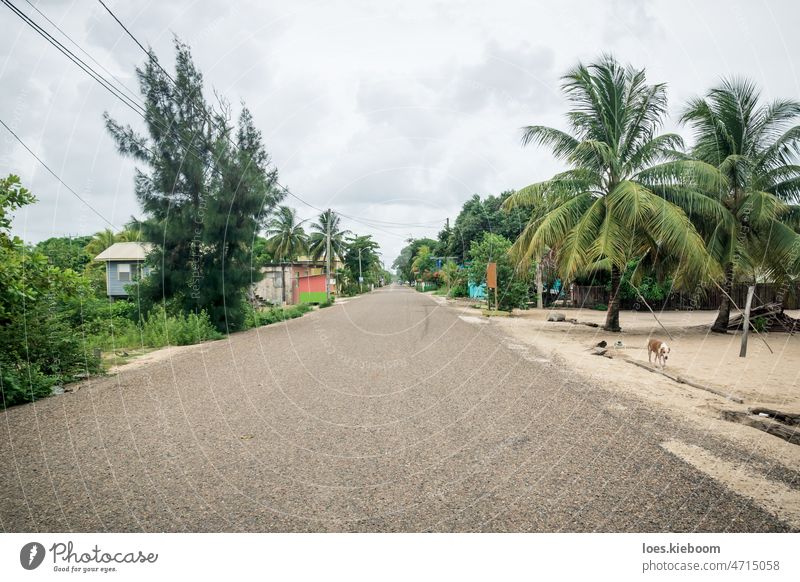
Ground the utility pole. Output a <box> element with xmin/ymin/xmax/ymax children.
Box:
<box><xmin>325</xmin><ymin>208</ymin><xmax>332</xmax><ymax>302</ymax></box>
<box><xmin>740</xmin><ymin>285</ymin><xmax>755</xmax><ymax>357</ymax></box>
<box><xmin>358</xmin><ymin>247</ymin><xmax>363</xmax><ymax>294</ymax></box>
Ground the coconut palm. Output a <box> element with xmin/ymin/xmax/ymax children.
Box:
<box><xmin>680</xmin><ymin>79</ymin><xmax>800</xmax><ymax>332</ymax></box>
<box><xmin>84</xmin><ymin>228</ymin><xmax>118</xmax><ymax>257</ymax></box>
<box><xmin>504</xmin><ymin>55</ymin><xmax>722</xmax><ymax>331</ymax></box>
<box><xmin>308</xmin><ymin>209</ymin><xmax>350</xmax><ymax>263</ymax></box>
<box><xmin>264</xmin><ymin>206</ymin><xmax>308</xmax><ymax>303</ymax></box>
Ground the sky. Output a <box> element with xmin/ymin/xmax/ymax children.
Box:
<box><xmin>2</xmin><ymin>0</ymin><xmax>800</xmax><ymax>267</ymax></box>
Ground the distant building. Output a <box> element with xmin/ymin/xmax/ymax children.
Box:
<box><xmin>253</xmin><ymin>257</ymin><xmax>340</xmax><ymax>305</ymax></box>
<box><xmin>93</xmin><ymin>242</ymin><xmax>153</xmax><ymax>299</ymax></box>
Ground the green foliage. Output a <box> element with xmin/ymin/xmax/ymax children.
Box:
<box><xmin>752</xmin><ymin>316</ymin><xmax>767</xmax><ymax>333</ymax></box>
<box><xmin>0</xmin><ymin>175</ymin><xmax>35</xmax><ymax>236</ymax></box>
<box><xmin>393</xmin><ymin>238</ymin><xmax>437</xmax><ymax>283</ymax></box>
<box><xmin>342</xmin><ymin>234</ymin><xmax>381</xmax><ymax>291</ymax></box>
<box><xmin>593</xmin><ymin>303</ymin><xmax>608</xmax><ymax>311</ymax></box>
<box><xmin>467</xmin><ymin>232</ymin><xmax>532</xmax><ymax>311</ymax></box>
<box><xmin>35</xmin><ymin>235</ymin><xmax>93</xmax><ymax>271</ymax></box>
<box><xmin>411</xmin><ymin>245</ymin><xmax>436</xmax><ymax>281</ymax></box>
<box><xmin>616</xmin><ymin>261</ymin><xmax>674</xmax><ymax>304</ymax></box>
<box><xmin>681</xmin><ymin>78</ymin><xmax>800</xmax><ymax>328</ymax></box>
<box><xmin>105</xmin><ymin>39</ymin><xmax>282</xmax><ymax>333</ymax></box>
<box><xmin>308</xmin><ymin>210</ymin><xmax>350</xmax><ymax>263</ymax></box>
<box><xmin>440</xmin><ymin>191</ymin><xmax>529</xmax><ymax>263</ymax></box>
<box><xmin>1</xmin><ymin>176</ymin><xmax>102</xmax><ymax>408</ymax></box>
<box><xmin>504</xmin><ymin>55</ymin><xmax>721</xmax><ymax>330</ymax></box>
<box><xmin>265</xmin><ymin>206</ymin><xmax>308</xmax><ymax>262</ymax></box>
<box><xmin>318</xmin><ymin>299</ymin><xmax>334</xmax><ymax>308</ymax></box>
<box><xmin>87</xmin><ymin>305</ymin><xmax>222</xmax><ymax>351</ymax></box>
<box><xmin>252</xmin><ymin>304</ymin><xmax>313</xmax><ymax>326</ymax></box>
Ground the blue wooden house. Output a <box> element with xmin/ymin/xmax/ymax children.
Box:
<box><xmin>93</xmin><ymin>242</ymin><xmax>153</xmax><ymax>299</ymax></box>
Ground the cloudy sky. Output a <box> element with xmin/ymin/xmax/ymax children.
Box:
<box><xmin>2</xmin><ymin>0</ymin><xmax>799</xmax><ymax>266</ymax></box>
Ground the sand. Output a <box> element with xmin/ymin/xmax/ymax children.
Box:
<box><xmin>487</xmin><ymin>306</ymin><xmax>800</xmax><ymax>472</ymax></box>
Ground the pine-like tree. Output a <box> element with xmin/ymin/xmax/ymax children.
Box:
<box><xmin>105</xmin><ymin>39</ymin><xmax>282</xmax><ymax>331</ymax></box>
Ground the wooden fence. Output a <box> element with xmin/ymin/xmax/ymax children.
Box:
<box><xmin>571</xmin><ymin>282</ymin><xmax>800</xmax><ymax>311</ymax></box>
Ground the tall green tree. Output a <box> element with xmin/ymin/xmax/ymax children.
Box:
<box><xmin>680</xmin><ymin>79</ymin><xmax>800</xmax><ymax>332</ymax></box>
<box><xmin>442</xmin><ymin>191</ymin><xmax>529</xmax><ymax>263</ymax></box>
<box><xmin>105</xmin><ymin>39</ymin><xmax>281</xmax><ymax>331</ymax></box>
<box><xmin>343</xmin><ymin>234</ymin><xmax>380</xmax><ymax>290</ymax></box>
<box><xmin>265</xmin><ymin>206</ymin><xmax>308</xmax><ymax>261</ymax></box>
<box><xmin>308</xmin><ymin>209</ymin><xmax>350</xmax><ymax>262</ymax></box>
<box><xmin>411</xmin><ymin>244</ymin><xmax>435</xmax><ymax>281</ymax></box>
<box><xmin>504</xmin><ymin>55</ymin><xmax>721</xmax><ymax>331</ymax></box>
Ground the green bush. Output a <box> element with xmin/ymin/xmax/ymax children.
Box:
<box><xmin>251</xmin><ymin>303</ymin><xmax>313</xmax><ymax>326</ymax></box>
<box><xmin>140</xmin><ymin>306</ymin><xmax>222</xmax><ymax>346</ymax></box>
<box><xmin>594</xmin><ymin>303</ymin><xmax>608</xmax><ymax>311</ymax></box>
<box><xmin>449</xmin><ymin>281</ymin><xmax>468</xmax><ymax>297</ymax></box>
<box><xmin>753</xmin><ymin>316</ymin><xmax>767</xmax><ymax>333</ymax></box>
<box><xmin>1</xmin><ymin>363</ymin><xmax>59</xmax><ymax>408</ymax></box>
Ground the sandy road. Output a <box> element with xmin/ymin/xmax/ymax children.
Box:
<box><xmin>0</xmin><ymin>286</ymin><xmax>792</xmax><ymax>531</ymax></box>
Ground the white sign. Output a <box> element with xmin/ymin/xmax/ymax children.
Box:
<box><xmin>358</xmin><ymin>276</ymin><xmax>364</xmax><ymax>282</ymax></box>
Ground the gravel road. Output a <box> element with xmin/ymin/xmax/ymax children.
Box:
<box><xmin>0</xmin><ymin>286</ymin><xmax>792</xmax><ymax>531</ymax></box>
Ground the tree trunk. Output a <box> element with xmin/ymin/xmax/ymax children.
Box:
<box><xmin>711</xmin><ymin>262</ymin><xmax>734</xmax><ymax>334</ymax></box>
<box><xmin>603</xmin><ymin>264</ymin><xmax>622</xmax><ymax>332</ymax></box>
<box><xmin>535</xmin><ymin>261</ymin><xmax>544</xmax><ymax>309</ymax></box>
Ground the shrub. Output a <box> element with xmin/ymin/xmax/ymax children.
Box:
<box><xmin>251</xmin><ymin>303</ymin><xmax>313</xmax><ymax>326</ymax></box>
<box><xmin>594</xmin><ymin>303</ymin><xmax>608</xmax><ymax>311</ymax></box>
<box><xmin>449</xmin><ymin>281</ymin><xmax>468</xmax><ymax>298</ymax></box>
<box><xmin>1</xmin><ymin>363</ymin><xmax>58</xmax><ymax>408</ymax></box>
<box><xmin>753</xmin><ymin>316</ymin><xmax>767</xmax><ymax>333</ymax></box>
<box><xmin>140</xmin><ymin>307</ymin><xmax>223</xmax><ymax>346</ymax></box>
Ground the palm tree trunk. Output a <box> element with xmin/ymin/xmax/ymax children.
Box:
<box><xmin>603</xmin><ymin>265</ymin><xmax>622</xmax><ymax>332</ymax></box>
<box><xmin>711</xmin><ymin>262</ymin><xmax>734</xmax><ymax>334</ymax></box>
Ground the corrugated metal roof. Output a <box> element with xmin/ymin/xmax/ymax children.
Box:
<box><xmin>93</xmin><ymin>242</ymin><xmax>154</xmax><ymax>261</ymax></box>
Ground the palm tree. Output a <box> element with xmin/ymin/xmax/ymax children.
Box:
<box><xmin>308</xmin><ymin>209</ymin><xmax>350</xmax><ymax>263</ymax></box>
<box><xmin>680</xmin><ymin>79</ymin><xmax>800</xmax><ymax>333</ymax></box>
<box><xmin>264</xmin><ymin>206</ymin><xmax>308</xmax><ymax>303</ymax></box>
<box><xmin>504</xmin><ymin>55</ymin><xmax>721</xmax><ymax>331</ymax></box>
<box><xmin>84</xmin><ymin>228</ymin><xmax>118</xmax><ymax>257</ymax></box>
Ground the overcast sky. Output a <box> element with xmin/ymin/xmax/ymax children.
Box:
<box><xmin>2</xmin><ymin>0</ymin><xmax>800</xmax><ymax>266</ymax></box>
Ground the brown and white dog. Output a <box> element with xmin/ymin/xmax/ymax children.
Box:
<box><xmin>647</xmin><ymin>339</ymin><xmax>670</xmax><ymax>368</ymax></box>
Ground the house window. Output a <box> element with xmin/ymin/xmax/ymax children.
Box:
<box><xmin>117</xmin><ymin>263</ymin><xmax>131</xmax><ymax>282</ymax></box>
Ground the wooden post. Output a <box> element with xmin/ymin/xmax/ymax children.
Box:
<box><xmin>740</xmin><ymin>285</ymin><xmax>755</xmax><ymax>358</ymax></box>
<box><xmin>535</xmin><ymin>261</ymin><xmax>543</xmax><ymax>309</ymax></box>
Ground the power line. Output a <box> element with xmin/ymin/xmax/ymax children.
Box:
<box><xmin>23</xmin><ymin>0</ymin><xmax>142</xmax><ymax>105</ymax></box>
<box><xmin>92</xmin><ymin>0</ymin><xmax>452</xmax><ymax>233</ymax></box>
<box><xmin>2</xmin><ymin>0</ymin><xmax>145</xmax><ymax>117</ymax></box>
<box><xmin>0</xmin><ymin>117</ymin><xmax>120</xmax><ymax>230</ymax></box>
